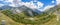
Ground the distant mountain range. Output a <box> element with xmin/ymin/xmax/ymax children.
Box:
<box><xmin>0</xmin><ymin>5</ymin><xmax>14</xmax><ymax>10</ymax></box>
<box><xmin>0</xmin><ymin>4</ymin><xmax>60</xmax><ymax>16</ymax></box>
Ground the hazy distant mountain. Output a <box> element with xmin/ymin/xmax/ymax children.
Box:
<box><xmin>0</xmin><ymin>5</ymin><xmax>13</xmax><ymax>10</ymax></box>
<box><xmin>44</xmin><ymin>4</ymin><xmax>60</xmax><ymax>14</ymax></box>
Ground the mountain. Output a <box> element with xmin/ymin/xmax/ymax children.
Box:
<box><xmin>43</xmin><ymin>4</ymin><xmax>60</xmax><ymax>14</ymax></box>
<box><xmin>0</xmin><ymin>5</ymin><xmax>43</xmax><ymax>16</ymax></box>
<box><xmin>11</xmin><ymin>5</ymin><xmax>43</xmax><ymax>16</ymax></box>
<box><xmin>0</xmin><ymin>5</ymin><xmax>13</xmax><ymax>10</ymax></box>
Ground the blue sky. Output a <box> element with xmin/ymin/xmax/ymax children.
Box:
<box><xmin>21</xmin><ymin>0</ymin><xmax>56</xmax><ymax>6</ymax></box>
<box><xmin>20</xmin><ymin>0</ymin><xmax>56</xmax><ymax>11</ymax></box>
<box><xmin>0</xmin><ymin>0</ymin><xmax>57</xmax><ymax>11</ymax></box>
<box><xmin>0</xmin><ymin>0</ymin><xmax>56</xmax><ymax>6</ymax></box>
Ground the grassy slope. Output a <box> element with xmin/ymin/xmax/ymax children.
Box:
<box><xmin>0</xmin><ymin>11</ymin><xmax>24</xmax><ymax>25</ymax></box>
<box><xmin>0</xmin><ymin>11</ymin><xmax>60</xmax><ymax>25</ymax></box>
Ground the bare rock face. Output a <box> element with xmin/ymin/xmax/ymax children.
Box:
<box><xmin>11</xmin><ymin>5</ymin><xmax>33</xmax><ymax>14</ymax></box>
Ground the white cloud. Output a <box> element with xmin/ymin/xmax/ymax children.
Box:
<box><xmin>0</xmin><ymin>0</ymin><xmax>43</xmax><ymax>9</ymax></box>
<box><xmin>19</xmin><ymin>1</ymin><xmax>43</xmax><ymax>9</ymax></box>
<box><xmin>23</xmin><ymin>1</ymin><xmax>37</xmax><ymax>9</ymax></box>
<box><xmin>4</xmin><ymin>0</ymin><xmax>13</xmax><ymax>3</ymax></box>
<box><xmin>7</xmin><ymin>0</ymin><xmax>43</xmax><ymax>9</ymax></box>
<box><xmin>56</xmin><ymin>0</ymin><xmax>60</xmax><ymax>5</ymax></box>
<box><xmin>52</xmin><ymin>1</ymin><xmax>55</xmax><ymax>3</ymax></box>
<box><xmin>0</xmin><ymin>0</ymin><xmax>14</xmax><ymax>6</ymax></box>
<box><xmin>37</xmin><ymin>1</ymin><xmax>44</xmax><ymax>8</ymax></box>
<box><xmin>6</xmin><ymin>0</ymin><xmax>19</xmax><ymax>7</ymax></box>
<box><xmin>0</xmin><ymin>4</ymin><xmax>4</xmax><ymax>7</ymax></box>
<box><xmin>14</xmin><ymin>1</ymin><xmax>43</xmax><ymax>9</ymax></box>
